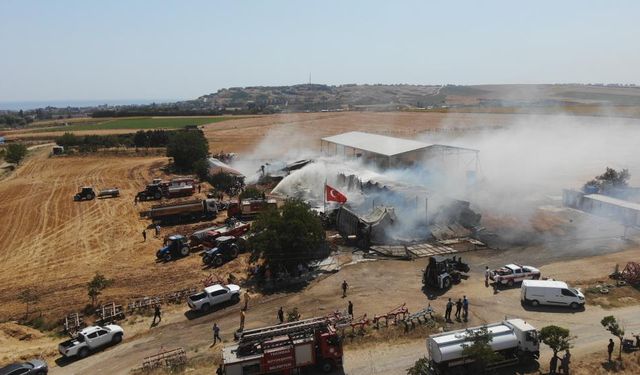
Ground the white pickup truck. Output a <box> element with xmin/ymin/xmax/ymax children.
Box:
<box><xmin>491</xmin><ymin>264</ymin><xmax>541</xmax><ymax>287</ymax></box>
<box><xmin>187</xmin><ymin>284</ymin><xmax>240</xmax><ymax>311</ymax></box>
<box><xmin>58</xmin><ymin>325</ymin><xmax>124</xmax><ymax>358</ymax></box>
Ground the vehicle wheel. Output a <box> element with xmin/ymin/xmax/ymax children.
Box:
<box><xmin>533</xmin><ymin>274</ymin><xmax>540</xmax><ymax>280</ymax></box>
<box><xmin>202</xmin><ymin>255</ymin><xmax>211</xmax><ymax>265</ymax></box>
<box><xmin>155</xmin><ymin>192</ymin><xmax>162</xmax><ymax>199</ymax></box>
<box><xmin>78</xmin><ymin>347</ymin><xmax>90</xmax><ymax>359</ymax></box>
<box><xmin>202</xmin><ymin>303</ymin><xmax>211</xmax><ymax>312</ymax></box>
<box><xmin>442</xmin><ymin>277</ymin><xmax>451</xmax><ymax>289</ymax></box>
<box><xmin>228</xmin><ymin>245</ymin><xmax>239</xmax><ymax>259</ymax></box>
<box><xmin>320</xmin><ymin>359</ymin><xmax>334</xmax><ymax>373</ymax></box>
<box><xmin>507</xmin><ymin>279</ymin><xmax>515</xmax><ymax>288</ymax></box>
<box><xmin>232</xmin><ymin>294</ymin><xmax>240</xmax><ymax>303</ymax></box>
<box><xmin>180</xmin><ymin>246</ymin><xmax>190</xmax><ymax>257</ymax></box>
<box><xmin>214</xmin><ymin>256</ymin><xmax>224</xmax><ymax>267</ymax></box>
<box><xmin>164</xmin><ymin>253</ymin><xmax>172</xmax><ymax>262</ymax></box>
<box><xmin>570</xmin><ymin>302</ymin><xmax>579</xmax><ymax>310</ymax></box>
<box><xmin>530</xmin><ymin>300</ymin><xmax>540</xmax><ymax>307</ymax></box>
<box><xmin>88</xmin><ymin>194</ymin><xmax>95</xmax><ymax>200</ymax></box>
<box><xmin>112</xmin><ymin>333</ymin><xmax>123</xmax><ymax>344</ymax></box>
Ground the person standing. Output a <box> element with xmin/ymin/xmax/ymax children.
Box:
<box><xmin>454</xmin><ymin>299</ymin><xmax>462</xmax><ymax>320</ymax></box>
<box><xmin>549</xmin><ymin>354</ymin><xmax>558</xmax><ymax>374</ymax></box>
<box><xmin>155</xmin><ymin>224</ymin><xmax>161</xmax><ymax>237</ymax></box>
<box><xmin>243</xmin><ymin>291</ymin><xmax>250</xmax><ymax>311</ymax></box>
<box><xmin>445</xmin><ymin>298</ymin><xmax>453</xmax><ymax>322</ymax></box>
<box><xmin>485</xmin><ymin>266</ymin><xmax>490</xmax><ymax>287</ymax></box>
<box><xmin>341</xmin><ymin>280</ymin><xmax>348</xmax><ymax>298</ymax></box>
<box><xmin>142</xmin><ymin>229</ymin><xmax>147</xmax><ymax>242</ymax></box>
<box><xmin>607</xmin><ymin>339</ymin><xmax>614</xmax><ymax>362</ymax></box>
<box><xmin>212</xmin><ymin>323</ymin><xmax>222</xmax><ymax>345</ymax></box>
<box><xmin>277</xmin><ymin>306</ymin><xmax>284</xmax><ymax>324</ymax></box>
<box><xmin>152</xmin><ymin>304</ymin><xmax>162</xmax><ymax>325</ymax></box>
<box><xmin>493</xmin><ymin>276</ymin><xmax>500</xmax><ymax>293</ymax></box>
<box><xmin>561</xmin><ymin>350</ymin><xmax>571</xmax><ymax>374</ymax></box>
<box><xmin>239</xmin><ymin>309</ymin><xmax>246</xmax><ymax>331</ymax></box>
<box><xmin>348</xmin><ymin>301</ymin><xmax>353</xmax><ymax>318</ymax></box>
<box><xmin>462</xmin><ymin>296</ymin><xmax>469</xmax><ymax>321</ymax></box>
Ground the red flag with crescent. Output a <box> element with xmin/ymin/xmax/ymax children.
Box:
<box><xmin>325</xmin><ymin>184</ymin><xmax>347</xmax><ymax>204</ymax></box>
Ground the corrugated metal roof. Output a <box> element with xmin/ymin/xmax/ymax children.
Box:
<box><xmin>321</xmin><ymin>131</ymin><xmax>430</xmax><ymax>157</ymax></box>
<box><xmin>584</xmin><ymin>194</ymin><xmax>640</xmax><ymax>211</ymax></box>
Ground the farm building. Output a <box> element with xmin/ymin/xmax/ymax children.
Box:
<box><xmin>320</xmin><ymin>131</ymin><xmax>478</xmax><ymax>172</ymax></box>
<box><xmin>563</xmin><ymin>189</ymin><xmax>640</xmax><ymax>228</ymax></box>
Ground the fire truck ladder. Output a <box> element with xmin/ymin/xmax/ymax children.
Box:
<box><xmin>237</xmin><ymin>317</ymin><xmax>330</xmax><ymax>355</ymax></box>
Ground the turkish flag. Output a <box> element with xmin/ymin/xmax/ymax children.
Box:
<box><xmin>325</xmin><ymin>185</ymin><xmax>347</xmax><ymax>204</ymax></box>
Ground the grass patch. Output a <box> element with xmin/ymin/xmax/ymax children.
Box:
<box><xmin>33</xmin><ymin>117</ymin><xmax>238</xmax><ymax>132</ymax></box>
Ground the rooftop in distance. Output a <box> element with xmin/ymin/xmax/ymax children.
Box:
<box><xmin>321</xmin><ymin>131</ymin><xmax>431</xmax><ymax>157</ymax></box>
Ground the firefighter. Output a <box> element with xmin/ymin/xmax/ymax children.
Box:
<box><xmin>243</xmin><ymin>291</ymin><xmax>250</xmax><ymax>310</ymax></box>
<box><xmin>239</xmin><ymin>309</ymin><xmax>246</xmax><ymax>331</ymax></box>
<box><xmin>152</xmin><ymin>304</ymin><xmax>161</xmax><ymax>325</ymax></box>
<box><xmin>348</xmin><ymin>301</ymin><xmax>353</xmax><ymax>317</ymax></box>
<box><xmin>341</xmin><ymin>280</ymin><xmax>348</xmax><ymax>298</ymax></box>
<box><xmin>608</xmin><ymin>339</ymin><xmax>614</xmax><ymax>362</ymax></box>
<box><xmin>142</xmin><ymin>229</ymin><xmax>147</xmax><ymax>242</ymax></box>
<box><xmin>454</xmin><ymin>298</ymin><xmax>462</xmax><ymax>320</ymax></box>
<box><xmin>485</xmin><ymin>266</ymin><xmax>490</xmax><ymax>287</ymax></box>
<box><xmin>462</xmin><ymin>296</ymin><xmax>469</xmax><ymax>321</ymax></box>
<box><xmin>561</xmin><ymin>350</ymin><xmax>571</xmax><ymax>374</ymax></box>
<box><xmin>445</xmin><ymin>298</ymin><xmax>453</xmax><ymax>322</ymax></box>
<box><xmin>212</xmin><ymin>323</ymin><xmax>222</xmax><ymax>345</ymax></box>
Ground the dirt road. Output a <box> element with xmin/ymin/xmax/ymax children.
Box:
<box><xmin>48</xmin><ymin>246</ymin><xmax>640</xmax><ymax>374</ymax></box>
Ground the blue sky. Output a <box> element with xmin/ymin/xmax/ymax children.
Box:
<box><xmin>1</xmin><ymin>0</ymin><xmax>639</xmax><ymax>102</ymax></box>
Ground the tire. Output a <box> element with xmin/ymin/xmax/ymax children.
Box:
<box><xmin>201</xmin><ymin>303</ymin><xmax>211</xmax><ymax>312</ymax></box>
<box><xmin>88</xmin><ymin>194</ymin><xmax>95</xmax><ymax>200</ymax></box>
<box><xmin>202</xmin><ymin>255</ymin><xmax>211</xmax><ymax>265</ymax></box>
<box><xmin>530</xmin><ymin>300</ymin><xmax>540</xmax><ymax>307</ymax></box>
<box><xmin>111</xmin><ymin>333</ymin><xmax>123</xmax><ymax>344</ymax></box>
<box><xmin>507</xmin><ymin>279</ymin><xmax>515</xmax><ymax>287</ymax></box>
<box><xmin>570</xmin><ymin>302</ymin><xmax>579</xmax><ymax>310</ymax></box>
<box><xmin>155</xmin><ymin>192</ymin><xmax>162</xmax><ymax>199</ymax></box>
<box><xmin>442</xmin><ymin>277</ymin><xmax>451</xmax><ymax>289</ymax></box>
<box><xmin>533</xmin><ymin>274</ymin><xmax>540</xmax><ymax>280</ymax></box>
<box><xmin>78</xmin><ymin>347</ymin><xmax>90</xmax><ymax>359</ymax></box>
<box><xmin>228</xmin><ymin>245</ymin><xmax>239</xmax><ymax>259</ymax></box>
<box><xmin>214</xmin><ymin>256</ymin><xmax>224</xmax><ymax>267</ymax></box>
<box><xmin>180</xmin><ymin>246</ymin><xmax>190</xmax><ymax>257</ymax></box>
<box><xmin>164</xmin><ymin>253</ymin><xmax>172</xmax><ymax>262</ymax></box>
<box><xmin>232</xmin><ymin>294</ymin><xmax>240</xmax><ymax>303</ymax></box>
<box><xmin>320</xmin><ymin>359</ymin><xmax>334</xmax><ymax>373</ymax></box>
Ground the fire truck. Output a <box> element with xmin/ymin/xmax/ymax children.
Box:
<box><xmin>222</xmin><ymin>317</ymin><xmax>343</xmax><ymax>375</ymax></box>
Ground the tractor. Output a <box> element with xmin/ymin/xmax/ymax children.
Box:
<box><xmin>423</xmin><ymin>255</ymin><xmax>470</xmax><ymax>290</ymax></box>
<box><xmin>202</xmin><ymin>236</ymin><xmax>241</xmax><ymax>267</ymax></box>
<box><xmin>74</xmin><ymin>187</ymin><xmax>96</xmax><ymax>201</ymax></box>
<box><xmin>156</xmin><ymin>235</ymin><xmax>191</xmax><ymax>262</ymax></box>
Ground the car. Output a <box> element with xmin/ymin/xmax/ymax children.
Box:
<box><xmin>0</xmin><ymin>360</ymin><xmax>48</xmax><ymax>375</ymax></box>
<box><xmin>58</xmin><ymin>324</ymin><xmax>124</xmax><ymax>359</ymax></box>
<box><xmin>187</xmin><ymin>284</ymin><xmax>240</xmax><ymax>311</ymax></box>
<box><xmin>490</xmin><ymin>264</ymin><xmax>541</xmax><ymax>287</ymax></box>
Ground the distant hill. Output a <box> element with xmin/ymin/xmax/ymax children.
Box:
<box><xmin>194</xmin><ymin>83</ymin><xmax>640</xmax><ymax>112</ymax></box>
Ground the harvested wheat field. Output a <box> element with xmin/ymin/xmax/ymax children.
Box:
<box><xmin>0</xmin><ymin>148</ymin><xmax>247</xmax><ymax>321</ymax></box>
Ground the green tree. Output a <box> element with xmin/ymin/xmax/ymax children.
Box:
<box><xmin>133</xmin><ymin>130</ymin><xmax>149</xmax><ymax>148</ymax></box>
<box><xmin>87</xmin><ymin>273</ymin><xmax>113</xmax><ymax>307</ymax></box>
<box><xmin>17</xmin><ymin>289</ymin><xmax>39</xmax><ymax>320</ymax></box>
<box><xmin>601</xmin><ymin>316</ymin><xmax>625</xmax><ymax>360</ymax></box>
<box><xmin>250</xmin><ymin>198</ymin><xmax>325</xmax><ymax>269</ymax></box>
<box><xmin>56</xmin><ymin>132</ymin><xmax>80</xmax><ymax>147</ymax></box>
<box><xmin>460</xmin><ymin>326</ymin><xmax>503</xmax><ymax>372</ymax></box>
<box><xmin>166</xmin><ymin>130</ymin><xmax>209</xmax><ymax>172</ymax></box>
<box><xmin>5</xmin><ymin>143</ymin><xmax>28</xmax><ymax>164</ymax></box>
<box><xmin>584</xmin><ymin>167</ymin><xmax>630</xmax><ymax>193</ymax></box>
<box><xmin>540</xmin><ymin>325</ymin><xmax>574</xmax><ymax>358</ymax></box>
<box><xmin>407</xmin><ymin>357</ymin><xmax>430</xmax><ymax>375</ymax></box>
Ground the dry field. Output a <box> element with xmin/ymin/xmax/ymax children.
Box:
<box><xmin>0</xmin><ymin>148</ymin><xmax>248</xmax><ymax>321</ymax></box>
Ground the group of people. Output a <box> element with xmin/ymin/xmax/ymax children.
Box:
<box><xmin>141</xmin><ymin>224</ymin><xmax>161</xmax><ymax>242</ymax></box>
<box><xmin>444</xmin><ymin>296</ymin><xmax>469</xmax><ymax>322</ymax></box>
<box><xmin>549</xmin><ymin>350</ymin><xmax>571</xmax><ymax>374</ymax></box>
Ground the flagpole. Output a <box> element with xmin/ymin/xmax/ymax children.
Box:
<box><xmin>323</xmin><ymin>179</ymin><xmax>327</xmax><ymax>213</ymax></box>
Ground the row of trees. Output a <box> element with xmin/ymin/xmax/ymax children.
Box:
<box><xmin>0</xmin><ymin>113</ymin><xmax>33</xmax><ymax>128</ymax></box>
<box><xmin>55</xmin><ymin>130</ymin><xmax>174</xmax><ymax>150</ymax></box>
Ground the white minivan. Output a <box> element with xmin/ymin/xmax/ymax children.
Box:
<box><xmin>521</xmin><ymin>280</ymin><xmax>585</xmax><ymax>309</ymax></box>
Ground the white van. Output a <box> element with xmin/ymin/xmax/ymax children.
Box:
<box><xmin>521</xmin><ymin>280</ymin><xmax>585</xmax><ymax>309</ymax></box>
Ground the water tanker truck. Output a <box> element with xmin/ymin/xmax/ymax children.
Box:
<box><xmin>426</xmin><ymin>319</ymin><xmax>539</xmax><ymax>374</ymax></box>
<box><xmin>141</xmin><ymin>199</ymin><xmax>217</xmax><ymax>224</ymax></box>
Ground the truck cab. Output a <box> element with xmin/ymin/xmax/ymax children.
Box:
<box><xmin>187</xmin><ymin>284</ymin><xmax>240</xmax><ymax>311</ymax></box>
<box><xmin>58</xmin><ymin>325</ymin><xmax>124</xmax><ymax>359</ymax></box>
<box><xmin>202</xmin><ymin>236</ymin><xmax>240</xmax><ymax>267</ymax></box>
<box><xmin>156</xmin><ymin>235</ymin><xmax>190</xmax><ymax>261</ymax></box>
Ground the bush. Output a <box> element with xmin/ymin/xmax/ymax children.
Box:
<box><xmin>5</xmin><ymin>143</ymin><xmax>28</xmax><ymax>164</ymax></box>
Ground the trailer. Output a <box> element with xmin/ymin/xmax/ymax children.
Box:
<box><xmin>223</xmin><ymin>316</ymin><xmax>343</xmax><ymax>375</ymax></box>
<box><xmin>426</xmin><ymin>319</ymin><xmax>539</xmax><ymax>374</ymax></box>
<box><xmin>141</xmin><ymin>199</ymin><xmax>217</xmax><ymax>224</ymax></box>
<box><xmin>97</xmin><ymin>187</ymin><xmax>120</xmax><ymax>198</ymax></box>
